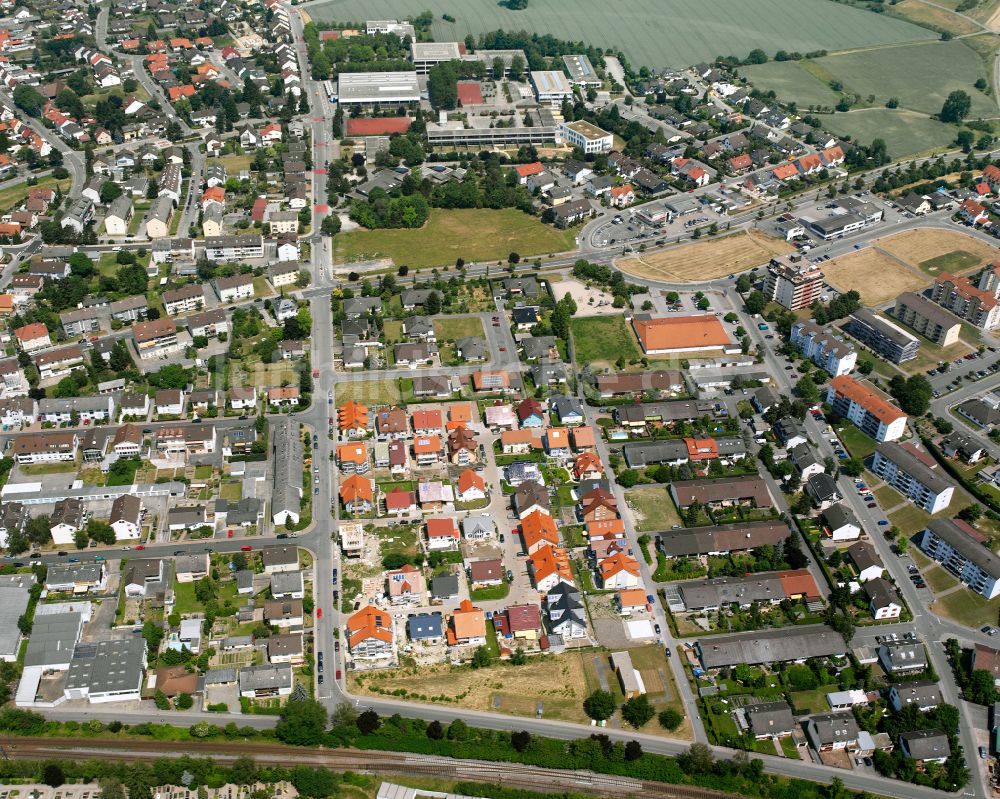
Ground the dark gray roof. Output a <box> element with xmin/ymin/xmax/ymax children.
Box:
<box><xmin>875</xmin><ymin>442</ymin><xmax>953</xmax><ymax>495</ymax></box>
<box><xmin>65</xmin><ymin>637</ymin><xmax>146</xmax><ymax>696</ymax></box>
<box><xmin>900</xmin><ymin>729</ymin><xmax>950</xmax><ymax>761</ymax></box>
<box><xmin>407</xmin><ymin>612</ymin><xmax>443</xmax><ymax>640</ymax></box>
<box><xmin>696</xmin><ymin>625</ymin><xmax>846</xmax><ymax>668</ymax></box>
<box><xmin>925</xmin><ymin>517</ymin><xmax>1000</xmax><ymax>578</ymax></box>
<box><xmin>746</xmin><ymin>700</ymin><xmax>795</xmax><ymax>735</ymax></box>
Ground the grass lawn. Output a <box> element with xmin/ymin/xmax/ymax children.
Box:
<box><xmin>815</xmin><ymin>108</ymin><xmax>957</xmax><ymax>159</ymax></box>
<box><xmin>219</xmin><ymin>481</ymin><xmax>242</xmax><ymax>501</ymax></box>
<box><xmin>193</xmin><ymin>465</ymin><xmax>213</xmax><ymax>480</ymax></box>
<box><xmin>888</xmin><ymin>503</ymin><xmax>931</xmax><ymax>536</ymax></box>
<box><xmin>874</xmin><ymin>484</ymin><xmax>902</xmax><ymax>509</ymax></box>
<box><xmin>20</xmin><ymin>462</ymin><xmax>77</xmax><ymax>476</ymax></box>
<box><xmin>923</xmin><ymin>564</ymin><xmax>959</xmax><ymax>593</ymax></box>
<box><xmin>433</xmin><ymin>316</ymin><xmax>485</xmax><ymax>341</ymax></box>
<box><xmin>836</xmin><ymin>424</ymin><xmax>878</xmax><ymax>459</ymax></box>
<box><xmin>570</xmin><ymin>315</ymin><xmax>641</xmax><ymax>368</ymax></box>
<box><xmin>253</xmin><ymin>276</ymin><xmax>275</xmax><ymax>298</ymax></box>
<box><xmin>335</xmin><ymin>379</ymin><xmax>402</xmax><ymax>406</ymax></box>
<box><xmin>173</xmin><ymin>581</ymin><xmax>200</xmax><ymax>615</ymax></box>
<box><xmin>788</xmin><ymin>687</ymin><xmax>834</xmax><ymax>714</ymax></box>
<box><xmin>625</xmin><ymin>486</ymin><xmax>682</xmax><ymax>532</ymax></box>
<box><xmin>333</xmin><ymin>208</ymin><xmax>575</xmax><ymax>269</ymax></box>
<box><xmin>780</xmin><ymin>737</ymin><xmax>800</xmax><ymax>759</ymax></box>
<box><xmin>933</xmin><ymin>587</ymin><xmax>1000</xmax><ymax>629</ymax></box>
<box><xmin>219</xmin><ymin>154</ymin><xmax>253</xmax><ymax>174</ymax></box>
<box><xmin>470</xmin><ymin>582</ymin><xmax>510</xmax><ymax>601</ymax></box>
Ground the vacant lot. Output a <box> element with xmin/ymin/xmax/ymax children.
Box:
<box><xmin>891</xmin><ymin>0</ymin><xmax>984</xmax><ymax>36</ymax></box>
<box><xmin>335</xmin><ymin>379</ymin><xmax>402</xmax><ymax>406</ymax></box>
<box><xmin>433</xmin><ymin>316</ymin><xmax>485</xmax><ymax>341</ymax></box>
<box><xmin>823</xmin><ymin>249</ymin><xmax>928</xmax><ymax>305</ymax></box>
<box><xmin>0</xmin><ymin>175</ymin><xmax>71</xmax><ymax>214</ymax></box>
<box><xmin>816</xmin><ymin>41</ymin><xmax>994</xmax><ymax>117</ymax></box>
<box><xmin>933</xmin><ymin>586</ymin><xmax>1000</xmax><ymax>628</ymax></box>
<box><xmin>618</xmin><ymin>230</ymin><xmax>792</xmax><ymax>283</ymax></box>
<box><xmin>625</xmin><ymin>486</ymin><xmax>682</xmax><ymax>532</ymax></box>
<box><xmin>570</xmin><ymin>315</ymin><xmax>641</xmax><ymax>367</ymax></box>
<box><xmin>307</xmin><ymin>0</ymin><xmax>932</xmax><ymax>67</ymax></box>
<box><xmin>333</xmin><ymin>208</ymin><xmax>575</xmax><ymax>269</ymax></box>
<box><xmin>816</xmin><ymin>108</ymin><xmax>957</xmax><ymax>158</ymax></box>
<box><xmin>740</xmin><ymin>61</ymin><xmax>842</xmax><ymax>108</ymax></box>
<box><xmin>876</xmin><ymin>228</ymin><xmax>999</xmax><ymax>276</ymax></box>
<box><xmin>350</xmin><ymin>651</ymin><xmax>599</xmax><ymax>723</ymax></box>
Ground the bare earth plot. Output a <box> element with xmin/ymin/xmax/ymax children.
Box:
<box><xmin>875</xmin><ymin>228</ymin><xmax>999</xmax><ymax>277</ymax></box>
<box><xmin>304</xmin><ymin>0</ymin><xmax>934</xmax><ymax>68</ymax></box>
<box><xmin>617</xmin><ymin>230</ymin><xmax>793</xmax><ymax>283</ymax></box>
<box><xmin>823</xmin><ymin>249</ymin><xmax>929</xmax><ymax>305</ymax></box>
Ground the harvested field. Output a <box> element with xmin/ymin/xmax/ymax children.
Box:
<box><xmin>823</xmin><ymin>249</ymin><xmax>928</xmax><ymax>305</ymax></box>
<box><xmin>875</xmin><ymin>228</ymin><xmax>999</xmax><ymax>275</ymax></box>
<box><xmin>617</xmin><ymin>230</ymin><xmax>793</xmax><ymax>283</ymax></box>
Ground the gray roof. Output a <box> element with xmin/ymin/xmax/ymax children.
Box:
<box><xmin>271</xmin><ymin>418</ymin><xmax>304</xmax><ymax>520</ymax></box>
<box><xmin>47</xmin><ymin>562</ymin><xmax>102</xmax><ymax>587</ymax></box>
<box><xmin>657</xmin><ymin>520</ymin><xmax>789</xmax><ymax>557</ymax></box>
<box><xmin>681</xmin><ymin>570</ymin><xmax>814</xmax><ymax>610</ymax></box>
<box><xmin>924</xmin><ymin>517</ymin><xmax>1000</xmax><ymax>578</ymax></box>
<box><xmin>808</xmin><ymin>712</ymin><xmax>860</xmax><ymax>746</ymax></box>
<box><xmin>697</xmin><ymin>625</ymin><xmax>847</xmax><ymax>669</ymax></box>
<box><xmin>550</xmin><ymin>394</ymin><xmax>584</xmax><ymax>420</ymax></box>
<box><xmin>455</xmin><ymin>336</ymin><xmax>486</xmax><ymax>360</ymax></box>
<box><xmin>746</xmin><ymin>700</ymin><xmax>795</xmax><ymax>735</ymax></box>
<box><xmin>462</xmin><ymin>515</ymin><xmax>493</xmax><ymax>537</ymax></box>
<box><xmin>880</xmin><ymin>640</ymin><xmax>928</xmax><ymax>671</ymax></box>
<box><xmin>875</xmin><ymin>442</ymin><xmax>953</xmax><ymax>496</ymax></box>
<box><xmin>270</xmin><ymin>570</ymin><xmax>304</xmax><ymax>596</ymax></box>
<box><xmin>957</xmin><ymin>398</ymin><xmax>1000</xmax><ymax>428</ymax></box>
<box><xmin>823</xmin><ymin>502</ymin><xmax>859</xmax><ymax>531</ymax></box>
<box><xmin>204</xmin><ymin>667</ymin><xmax>237</xmax><ymax>684</ymax></box>
<box><xmin>0</xmin><ymin>582</ymin><xmax>30</xmax><ymax>658</ymax></box>
<box><xmin>892</xmin><ymin>679</ymin><xmax>942</xmax><ymax>709</ymax></box>
<box><xmin>24</xmin><ymin>609</ymin><xmax>83</xmax><ymax>668</ymax></box>
<box><xmin>123</xmin><ymin>558</ymin><xmax>164</xmax><ymax>588</ymax></box>
<box><xmin>806</xmin><ymin>472</ymin><xmax>840</xmax><ymax>502</ymax></box>
<box><xmin>900</xmin><ymin>728</ymin><xmax>950</xmax><ymax>761</ymax></box>
<box><xmin>863</xmin><ymin>577</ymin><xmax>900</xmax><ymax>611</ymax></box>
<box><xmin>261</xmin><ymin>544</ymin><xmax>298</xmax><ymax>569</ymax></box>
<box><xmin>65</xmin><ymin>637</ymin><xmax>146</xmax><ymax>696</ymax></box>
<box><xmin>239</xmin><ymin>663</ymin><xmax>292</xmax><ymax>692</ymax></box>
<box><xmin>847</xmin><ymin>541</ymin><xmax>882</xmax><ymax>573</ymax></box>
<box><xmin>407</xmin><ymin>612</ymin><xmax>443</xmax><ymax>640</ymax></box>
<box><xmin>431</xmin><ymin>573</ymin><xmax>459</xmax><ymax>599</ymax></box>
<box><xmin>521</xmin><ymin>336</ymin><xmax>557</xmax><ymax>359</ymax></box>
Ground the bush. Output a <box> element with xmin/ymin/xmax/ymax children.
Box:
<box><xmin>658</xmin><ymin>709</ymin><xmax>683</xmax><ymax>730</ymax></box>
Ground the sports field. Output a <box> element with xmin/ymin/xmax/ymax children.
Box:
<box><xmin>876</xmin><ymin>228</ymin><xmax>999</xmax><ymax>276</ymax></box>
<box><xmin>823</xmin><ymin>249</ymin><xmax>928</xmax><ymax>305</ymax></box>
<box><xmin>332</xmin><ymin>208</ymin><xmax>575</xmax><ymax>268</ymax></box>
<box><xmin>816</xmin><ymin>108</ymin><xmax>957</xmax><ymax>158</ymax></box>
<box><xmin>304</xmin><ymin>0</ymin><xmax>934</xmax><ymax>67</ymax></box>
<box><xmin>617</xmin><ymin>230</ymin><xmax>792</xmax><ymax>283</ymax></box>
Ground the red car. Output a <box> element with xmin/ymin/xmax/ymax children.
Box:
<box><xmin>227</xmin><ymin>530</ymin><xmax>233</xmax><ymax>538</ymax></box>
<box><xmin>316</xmin><ymin>607</ymin><xmax>322</xmax><ymax>618</ymax></box>
<box><xmin>135</xmin><ymin>545</ymin><xmax>145</xmax><ymax>550</ymax></box>
<box><xmin>312</xmin><ymin>369</ymin><xmax>319</xmax><ymax>378</ymax></box>
<box><xmin>241</xmin><ymin>544</ymin><xmax>252</xmax><ymax>551</ymax></box>
<box><xmin>335</xmin><ymin>669</ymin><xmax>341</xmax><ymax>680</ymax></box>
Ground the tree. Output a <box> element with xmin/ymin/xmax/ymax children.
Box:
<box><xmin>176</xmin><ymin>693</ymin><xmax>194</xmax><ymax>709</ymax></box>
<box><xmin>447</xmin><ymin>718</ymin><xmax>469</xmax><ymax>740</ymax></box>
<box><xmin>275</xmin><ymin>698</ymin><xmax>328</xmax><ymax>745</ymax></box>
<box><xmin>840</xmin><ymin>458</ymin><xmax>864</xmax><ymax>477</ymax></box>
<box><xmin>153</xmin><ymin>689</ymin><xmax>170</xmax><ymax>710</ymax></box>
<box><xmin>583</xmin><ymin>689</ymin><xmax>615</xmax><ymax>721</ymax></box>
<box><xmin>99</xmin><ymin>779</ymin><xmax>127</xmax><ymax>799</ymax></box>
<box><xmin>470</xmin><ymin>645</ymin><xmax>492</xmax><ymax>668</ymax></box>
<box><xmin>24</xmin><ymin>515</ymin><xmax>51</xmax><ymax>545</ymax></box>
<box><xmin>320</xmin><ymin>215</ymin><xmax>340</xmax><ymax>236</ymax></box>
<box><xmin>959</xmin><ymin>504</ymin><xmax>983</xmax><ymax>523</ymax></box>
<box><xmin>43</xmin><ymin>764</ymin><xmax>65</xmax><ymax>787</ymax></box>
<box><xmin>100</xmin><ymin>181</ymin><xmax>123</xmax><ymax>204</ymax></box>
<box><xmin>683</xmin><ymin>742</ymin><xmax>714</xmax><ymax>773</ymax></box>
<box><xmin>888</xmin><ymin>374</ymin><xmax>933</xmax><ymax>415</ymax></box>
<box><xmin>621</xmin><ymin>694</ymin><xmax>655</xmax><ymax>728</ymax></box>
<box><xmin>510</xmin><ymin>729</ymin><xmax>532</xmax><ymax>752</ymax></box>
<box><xmin>795</xmin><ymin>375</ymin><xmax>819</xmax><ymax>404</ymax></box>
<box><xmin>658</xmin><ymin>708</ymin><xmax>683</xmax><ymax>730</ymax></box>
<box><xmin>425</xmin><ymin>291</ymin><xmax>442</xmax><ymax>315</ymax></box>
<box><xmin>356</xmin><ymin>709</ymin><xmax>381</xmax><ymax>734</ymax></box>
<box><xmin>426</xmin><ymin>720</ymin><xmax>444</xmax><ymax>739</ymax></box>
<box><xmin>940</xmin><ymin>90</ymin><xmax>972</xmax><ymax>123</ymax></box>
<box><xmin>744</xmin><ymin>290</ymin><xmax>767</xmax><ymax>315</ymax></box>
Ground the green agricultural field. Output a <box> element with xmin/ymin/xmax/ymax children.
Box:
<box><xmin>333</xmin><ymin>208</ymin><xmax>574</xmax><ymax>269</ymax></box>
<box><xmin>813</xmin><ymin>40</ymin><xmax>994</xmax><ymax>118</ymax></box>
<box><xmin>305</xmin><ymin>0</ymin><xmax>933</xmax><ymax>67</ymax></box>
<box><xmin>570</xmin><ymin>314</ymin><xmax>641</xmax><ymax>367</ymax></box>
<box><xmin>740</xmin><ymin>61</ymin><xmax>841</xmax><ymax>108</ymax></box>
<box><xmin>815</xmin><ymin>108</ymin><xmax>957</xmax><ymax>157</ymax></box>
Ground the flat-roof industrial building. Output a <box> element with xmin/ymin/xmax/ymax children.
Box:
<box><xmin>334</xmin><ymin>72</ymin><xmax>422</xmax><ymax>107</ymax></box>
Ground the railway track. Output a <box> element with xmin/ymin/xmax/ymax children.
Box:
<box><xmin>1</xmin><ymin>737</ymin><xmax>742</xmax><ymax>799</ymax></box>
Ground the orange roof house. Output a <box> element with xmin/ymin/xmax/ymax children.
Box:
<box><xmin>572</xmin><ymin>426</ymin><xmax>596</xmax><ymax>450</ymax></box>
<box><xmin>587</xmin><ymin>518</ymin><xmax>626</xmax><ymax>539</ymax></box>
<box><xmin>449</xmin><ymin>402</ymin><xmax>474</xmax><ymax>425</ymax></box>
<box><xmin>778</xmin><ymin>569</ymin><xmax>821</xmax><ymax>600</ymax></box>
<box><xmin>472</xmin><ymin>370</ymin><xmax>511</xmax><ymax>392</ymax></box>
<box><xmin>580</xmin><ymin>488</ymin><xmax>618</xmax><ymax>523</ymax></box>
<box><xmin>339</xmin><ymin>475</ymin><xmax>373</xmax><ymax>511</ymax></box>
<box><xmin>598</xmin><ymin>552</ymin><xmax>641</xmax><ymax>588</ymax></box>
<box><xmin>167</xmin><ymin>84</ymin><xmax>196</xmax><ymax>102</ymax></box>
<box><xmin>413</xmin><ymin>435</ymin><xmax>442</xmax><ymax>457</ymax></box>
<box><xmin>426</xmin><ymin>516</ymin><xmax>459</xmax><ymax>544</ymax></box>
<box><xmin>15</xmin><ymin>322</ymin><xmax>49</xmax><ymax>344</ymax></box>
<box><xmin>201</xmin><ymin>186</ymin><xmax>225</xmax><ymax>206</ymax></box>
<box><xmin>336</xmin><ymin>442</ymin><xmax>368</xmax><ymax>467</ymax></box>
<box><xmin>574</xmin><ymin>452</ymin><xmax>604</xmax><ymax>480</ymax></box>
<box><xmin>545</xmin><ymin>427</ymin><xmax>569</xmax><ymax>453</ymax></box>
<box><xmin>457</xmin><ymin>468</ymin><xmax>485</xmax><ymax>497</ymax></box>
<box><xmin>338</xmin><ymin>400</ymin><xmax>368</xmax><ymax>434</ymax></box>
<box><xmin>632</xmin><ymin>314</ymin><xmax>730</xmax><ymax>355</ymax></box>
<box><xmin>685</xmin><ymin>437</ymin><xmax>720</xmax><ymax>461</ymax></box>
<box><xmin>412</xmin><ymin>409</ymin><xmax>442</xmax><ymax>432</ymax></box>
<box><xmin>528</xmin><ymin>544</ymin><xmax>573</xmax><ymax>590</ymax></box>
<box><xmin>0</xmin><ymin>294</ymin><xmax>14</xmax><ymax>315</ymax></box>
<box><xmin>0</xmin><ymin>222</ymin><xmax>21</xmax><ymax>236</ymax></box>
<box><xmin>515</xmin><ymin>162</ymin><xmax>544</xmax><ymax>179</ymax></box>
<box><xmin>521</xmin><ymin>509</ymin><xmax>558</xmax><ymax>553</ymax></box>
<box><xmin>346</xmin><ymin>605</ymin><xmax>393</xmax><ymax>654</ymax></box>
<box><xmin>501</xmin><ymin>428</ymin><xmax>543</xmax><ymax>452</ymax></box>
<box><xmin>796</xmin><ymin>153</ymin><xmax>822</xmax><ymax>173</ymax></box>
<box><xmin>617</xmin><ymin>588</ymin><xmax>647</xmax><ymax>611</ymax></box>
<box><xmin>448</xmin><ymin>599</ymin><xmax>486</xmax><ymax>645</ymax></box>
<box><xmin>771</xmin><ymin>162</ymin><xmax>799</xmax><ymax>181</ymax></box>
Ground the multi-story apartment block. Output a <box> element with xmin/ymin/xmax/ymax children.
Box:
<box><xmin>132</xmin><ymin>318</ymin><xmax>180</xmax><ymax>360</ymax></box>
<box><xmin>920</xmin><ymin>517</ymin><xmax>1000</xmax><ymax>598</ymax></box>
<box><xmin>826</xmin><ymin>375</ymin><xmax>907</xmax><ymax>443</ymax></box>
<box><xmin>790</xmin><ymin>321</ymin><xmax>856</xmax><ymax>377</ymax></box>
<box><xmin>163</xmin><ymin>284</ymin><xmax>205</xmax><ymax>316</ymax></box>
<box><xmin>763</xmin><ymin>255</ymin><xmax>824</xmax><ymax>310</ymax></box>
<box><xmin>845</xmin><ymin>308</ymin><xmax>919</xmax><ymax>364</ymax></box>
<box><xmin>203</xmin><ymin>235</ymin><xmax>264</xmax><ymax>262</ymax></box>
<box><xmin>871</xmin><ymin>442</ymin><xmax>954</xmax><ymax>514</ymax></box>
<box><xmin>930</xmin><ymin>273</ymin><xmax>1000</xmax><ymax>331</ymax></box>
<box><xmin>891</xmin><ymin>291</ymin><xmax>962</xmax><ymax>346</ymax></box>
